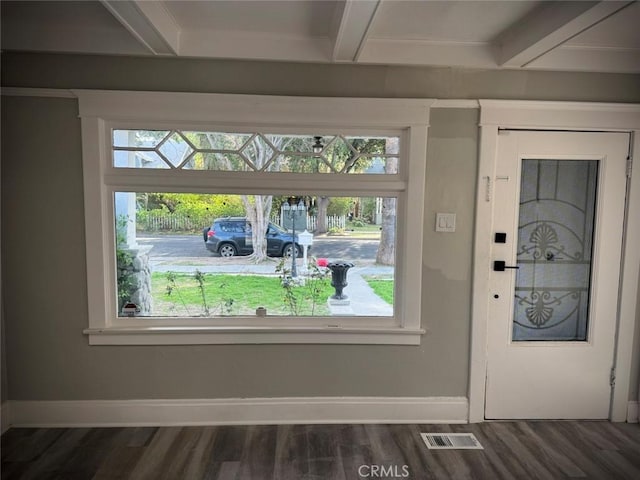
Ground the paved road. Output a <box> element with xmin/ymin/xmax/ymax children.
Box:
<box><xmin>309</xmin><ymin>236</ymin><xmax>379</xmax><ymax>260</ymax></box>
<box><xmin>137</xmin><ymin>234</ymin><xmax>379</xmax><ymax>260</ymax></box>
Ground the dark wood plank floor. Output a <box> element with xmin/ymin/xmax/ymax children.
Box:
<box><xmin>3</xmin><ymin>421</ymin><xmax>640</xmax><ymax>479</ymax></box>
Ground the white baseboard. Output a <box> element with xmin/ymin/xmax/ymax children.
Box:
<box><xmin>1</xmin><ymin>402</ymin><xmax>11</xmax><ymax>434</ymax></box>
<box><xmin>627</xmin><ymin>401</ymin><xmax>638</xmax><ymax>423</ymax></box>
<box><xmin>8</xmin><ymin>396</ymin><xmax>468</xmax><ymax>428</ymax></box>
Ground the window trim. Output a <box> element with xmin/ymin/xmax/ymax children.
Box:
<box><xmin>77</xmin><ymin>90</ymin><xmax>433</xmax><ymax>345</ymax></box>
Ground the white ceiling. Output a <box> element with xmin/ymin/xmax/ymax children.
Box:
<box><xmin>2</xmin><ymin>0</ymin><xmax>639</xmax><ymax>73</ymax></box>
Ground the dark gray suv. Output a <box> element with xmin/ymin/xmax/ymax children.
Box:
<box><xmin>203</xmin><ymin>217</ymin><xmax>303</xmax><ymax>257</ymax></box>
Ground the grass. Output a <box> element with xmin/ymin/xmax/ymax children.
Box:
<box><xmin>346</xmin><ymin>222</ymin><xmax>381</xmax><ymax>232</ymax></box>
<box><xmin>363</xmin><ymin>275</ymin><xmax>394</xmax><ymax>305</ymax></box>
<box><xmin>343</xmin><ymin>221</ymin><xmax>383</xmax><ymax>239</ymax></box>
<box><xmin>323</xmin><ymin>222</ymin><xmax>382</xmax><ymax>239</ymax></box>
<box><xmin>151</xmin><ymin>272</ymin><xmax>334</xmax><ymax>316</ymax></box>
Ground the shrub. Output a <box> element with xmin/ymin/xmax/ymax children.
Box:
<box><xmin>327</xmin><ymin>197</ymin><xmax>353</xmax><ymax>216</ymax></box>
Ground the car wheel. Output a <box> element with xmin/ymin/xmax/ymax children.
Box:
<box><xmin>283</xmin><ymin>244</ymin><xmax>302</xmax><ymax>258</ymax></box>
<box><xmin>219</xmin><ymin>243</ymin><xmax>237</xmax><ymax>257</ymax></box>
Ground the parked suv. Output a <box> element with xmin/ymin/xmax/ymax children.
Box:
<box><xmin>203</xmin><ymin>217</ymin><xmax>303</xmax><ymax>257</ymax></box>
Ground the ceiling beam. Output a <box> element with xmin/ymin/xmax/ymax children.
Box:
<box><xmin>525</xmin><ymin>45</ymin><xmax>640</xmax><ymax>74</ymax></box>
<box><xmin>494</xmin><ymin>1</ymin><xmax>634</xmax><ymax>68</ymax></box>
<box><xmin>179</xmin><ymin>30</ymin><xmax>331</xmax><ymax>64</ymax></box>
<box><xmin>358</xmin><ymin>39</ymin><xmax>495</xmax><ymax>68</ymax></box>
<box><xmin>100</xmin><ymin>0</ymin><xmax>179</xmax><ymax>55</ymax></box>
<box><xmin>331</xmin><ymin>0</ymin><xmax>381</xmax><ymax>62</ymax></box>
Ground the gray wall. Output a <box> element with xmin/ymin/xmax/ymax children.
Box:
<box><xmin>1</xmin><ymin>53</ymin><xmax>639</xmax><ymax>403</ymax></box>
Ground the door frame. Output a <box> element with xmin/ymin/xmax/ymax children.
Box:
<box><xmin>469</xmin><ymin>100</ymin><xmax>640</xmax><ymax>422</ymax></box>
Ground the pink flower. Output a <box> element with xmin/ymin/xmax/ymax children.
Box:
<box><xmin>316</xmin><ymin>258</ymin><xmax>328</xmax><ymax>267</ymax></box>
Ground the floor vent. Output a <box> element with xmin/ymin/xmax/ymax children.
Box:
<box><xmin>420</xmin><ymin>433</ymin><xmax>484</xmax><ymax>450</ymax></box>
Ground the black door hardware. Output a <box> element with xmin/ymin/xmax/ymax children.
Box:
<box><xmin>493</xmin><ymin>260</ymin><xmax>520</xmax><ymax>272</ymax></box>
<box><xmin>494</xmin><ymin>232</ymin><xmax>507</xmax><ymax>243</ymax></box>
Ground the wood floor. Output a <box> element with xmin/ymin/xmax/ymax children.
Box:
<box><xmin>2</xmin><ymin>421</ymin><xmax>640</xmax><ymax>479</ymax></box>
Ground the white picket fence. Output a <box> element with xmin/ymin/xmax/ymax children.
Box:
<box><xmin>306</xmin><ymin>215</ymin><xmax>346</xmax><ymax>231</ymax></box>
<box><xmin>271</xmin><ymin>214</ymin><xmax>346</xmax><ymax>231</ymax></box>
<box><xmin>138</xmin><ymin>210</ymin><xmax>346</xmax><ymax>232</ymax></box>
<box><xmin>138</xmin><ymin>211</ymin><xmax>211</xmax><ymax>232</ymax></box>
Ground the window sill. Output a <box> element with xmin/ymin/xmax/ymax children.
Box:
<box><xmin>83</xmin><ymin>326</ymin><xmax>426</xmax><ymax>345</ymax></box>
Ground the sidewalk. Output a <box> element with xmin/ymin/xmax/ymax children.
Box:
<box><xmin>341</xmin><ymin>268</ymin><xmax>393</xmax><ymax>316</ymax></box>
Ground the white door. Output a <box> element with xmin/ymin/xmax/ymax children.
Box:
<box><xmin>485</xmin><ymin>131</ymin><xmax>629</xmax><ymax>419</ymax></box>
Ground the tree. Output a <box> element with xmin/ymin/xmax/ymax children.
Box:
<box><xmin>314</xmin><ymin>137</ymin><xmax>382</xmax><ymax>233</ymax></box>
<box><xmin>145</xmin><ymin>193</ymin><xmax>180</xmax><ymax>213</ymax></box>
<box><xmin>143</xmin><ymin>193</ymin><xmax>242</xmax><ymax>214</ymax></box>
<box><xmin>376</xmin><ymin>138</ymin><xmax>399</xmax><ymax>265</ymax></box>
<box><xmin>315</xmin><ymin>196</ymin><xmax>331</xmax><ymax>233</ymax></box>
<box><xmin>241</xmin><ymin>194</ymin><xmax>274</xmax><ymax>262</ymax></box>
<box><xmin>243</xmin><ymin>136</ymin><xmax>293</xmax><ymax>262</ymax></box>
<box><xmin>171</xmin><ymin>132</ymin><xmax>293</xmax><ymax>262</ymax></box>
<box><xmin>327</xmin><ymin>197</ymin><xmax>353</xmax><ymax>216</ymax></box>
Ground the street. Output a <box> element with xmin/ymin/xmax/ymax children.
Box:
<box><xmin>137</xmin><ymin>234</ymin><xmax>379</xmax><ymax>261</ymax></box>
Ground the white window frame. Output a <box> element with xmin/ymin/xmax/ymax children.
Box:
<box><xmin>77</xmin><ymin>90</ymin><xmax>433</xmax><ymax>345</ymax></box>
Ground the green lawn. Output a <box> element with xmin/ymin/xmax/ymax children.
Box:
<box><xmin>363</xmin><ymin>275</ymin><xmax>394</xmax><ymax>305</ymax></box>
<box><xmin>342</xmin><ymin>221</ymin><xmax>382</xmax><ymax>239</ymax></box>
<box><xmin>151</xmin><ymin>272</ymin><xmax>333</xmax><ymax>316</ymax></box>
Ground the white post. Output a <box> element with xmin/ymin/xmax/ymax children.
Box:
<box><xmin>303</xmin><ymin>245</ymin><xmax>309</xmax><ymax>270</ymax></box>
<box><xmin>298</xmin><ymin>230</ymin><xmax>314</xmax><ymax>273</ymax></box>
<box><xmin>113</xmin><ymin>131</ymin><xmax>138</xmax><ymax>248</ymax></box>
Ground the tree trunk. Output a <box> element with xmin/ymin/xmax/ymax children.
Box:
<box><xmin>235</xmin><ymin>135</ymin><xmax>290</xmax><ymax>263</ymax></box>
<box><xmin>376</xmin><ymin>196</ymin><xmax>396</xmax><ymax>265</ymax></box>
<box><xmin>376</xmin><ymin>139</ymin><xmax>399</xmax><ymax>265</ymax></box>
<box><xmin>242</xmin><ymin>194</ymin><xmax>273</xmax><ymax>263</ymax></box>
<box><xmin>315</xmin><ymin>196</ymin><xmax>330</xmax><ymax>234</ymax></box>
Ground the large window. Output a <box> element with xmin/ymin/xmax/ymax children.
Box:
<box><xmin>117</xmin><ymin>192</ymin><xmax>397</xmax><ymax>319</ymax></box>
<box><xmin>79</xmin><ymin>91</ymin><xmax>431</xmax><ymax>344</ymax></box>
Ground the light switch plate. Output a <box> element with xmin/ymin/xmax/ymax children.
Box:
<box><xmin>435</xmin><ymin>213</ymin><xmax>456</xmax><ymax>232</ymax></box>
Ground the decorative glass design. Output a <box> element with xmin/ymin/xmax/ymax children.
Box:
<box><xmin>513</xmin><ymin>160</ymin><xmax>598</xmax><ymax>341</ymax></box>
<box><xmin>158</xmin><ymin>132</ymin><xmax>194</xmax><ymax>168</ymax></box>
<box><xmin>112</xmin><ymin>130</ymin><xmax>400</xmax><ymax>174</ymax></box>
<box><xmin>113</xmin><ymin>129</ymin><xmax>169</xmax><ymax>148</ymax></box>
<box><xmin>268</xmin><ymin>155</ymin><xmax>331</xmax><ymax>174</ymax></box>
<box><xmin>345</xmin><ymin>136</ymin><xmax>388</xmax><ymax>155</ymax></box>
<box><xmin>240</xmin><ymin>134</ymin><xmax>275</xmax><ymax>171</ymax></box>
<box><xmin>113</xmin><ymin>150</ymin><xmax>169</xmax><ymax>169</ymax></box>
<box><xmin>183</xmin><ymin>153</ymin><xmax>250</xmax><ymax>171</ymax></box>
<box><xmin>182</xmin><ymin>131</ymin><xmax>252</xmax><ymax>150</ymax></box>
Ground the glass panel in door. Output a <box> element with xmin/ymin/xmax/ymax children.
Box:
<box><xmin>513</xmin><ymin>159</ymin><xmax>598</xmax><ymax>341</ymax></box>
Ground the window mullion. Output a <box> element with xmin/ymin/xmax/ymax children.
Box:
<box><xmin>104</xmin><ymin>171</ymin><xmax>406</xmax><ymax>196</ymax></box>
